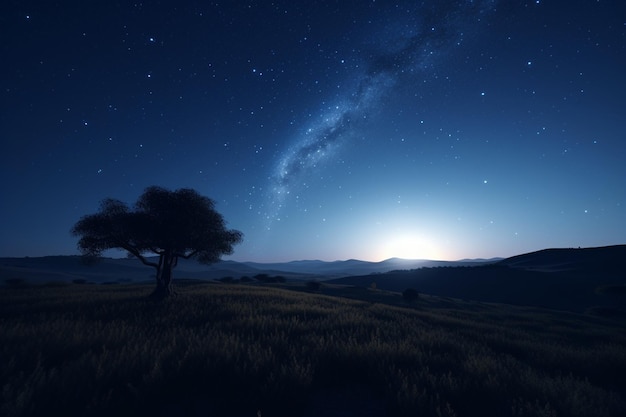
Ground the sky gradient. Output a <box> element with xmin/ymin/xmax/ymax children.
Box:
<box><xmin>2</xmin><ymin>1</ymin><xmax>625</xmax><ymax>262</ymax></box>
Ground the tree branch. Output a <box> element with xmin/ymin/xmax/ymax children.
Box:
<box><xmin>122</xmin><ymin>244</ymin><xmax>159</xmax><ymax>269</ymax></box>
<box><xmin>179</xmin><ymin>250</ymin><xmax>199</xmax><ymax>260</ymax></box>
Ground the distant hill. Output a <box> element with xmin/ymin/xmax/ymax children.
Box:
<box><xmin>241</xmin><ymin>257</ymin><xmax>495</xmax><ymax>277</ymax></box>
<box><xmin>0</xmin><ymin>256</ymin><xmax>305</xmax><ymax>284</ymax></box>
<box><xmin>0</xmin><ymin>256</ymin><xmax>155</xmax><ymax>284</ymax></box>
<box><xmin>3</xmin><ymin>246</ymin><xmax>624</xmax><ymax>313</ymax></box>
<box><xmin>0</xmin><ymin>255</ymin><xmax>495</xmax><ymax>285</ymax></box>
<box><xmin>328</xmin><ymin>245</ymin><xmax>626</xmax><ymax>313</ymax></box>
<box><xmin>498</xmin><ymin>245</ymin><xmax>625</xmax><ymax>273</ymax></box>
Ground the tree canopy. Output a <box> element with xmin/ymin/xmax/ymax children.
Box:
<box><xmin>71</xmin><ymin>186</ymin><xmax>243</xmax><ymax>296</ymax></box>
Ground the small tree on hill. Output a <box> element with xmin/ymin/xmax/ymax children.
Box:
<box><xmin>71</xmin><ymin>186</ymin><xmax>243</xmax><ymax>297</ymax></box>
<box><xmin>403</xmin><ymin>288</ymin><xmax>419</xmax><ymax>303</ymax></box>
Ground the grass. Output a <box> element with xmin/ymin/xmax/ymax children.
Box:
<box><xmin>1</xmin><ymin>281</ymin><xmax>625</xmax><ymax>416</ymax></box>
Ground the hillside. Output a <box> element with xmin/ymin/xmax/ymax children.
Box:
<box><xmin>499</xmin><ymin>245</ymin><xmax>626</xmax><ymax>273</ymax></box>
<box><xmin>1</xmin><ymin>282</ymin><xmax>625</xmax><ymax>417</ymax></box>
<box><xmin>329</xmin><ymin>245</ymin><xmax>626</xmax><ymax>313</ymax></box>
<box><xmin>2</xmin><ymin>245</ymin><xmax>624</xmax><ymax>314</ymax></box>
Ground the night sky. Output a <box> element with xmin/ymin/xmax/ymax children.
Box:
<box><xmin>2</xmin><ymin>1</ymin><xmax>625</xmax><ymax>262</ymax></box>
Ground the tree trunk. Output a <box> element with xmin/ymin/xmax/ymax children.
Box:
<box><xmin>151</xmin><ymin>254</ymin><xmax>175</xmax><ymax>298</ymax></box>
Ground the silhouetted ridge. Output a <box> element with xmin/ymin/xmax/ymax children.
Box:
<box><xmin>498</xmin><ymin>245</ymin><xmax>626</xmax><ymax>274</ymax></box>
<box><xmin>328</xmin><ymin>245</ymin><xmax>626</xmax><ymax>313</ymax></box>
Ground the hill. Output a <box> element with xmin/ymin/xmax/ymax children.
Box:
<box><xmin>241</xmin><ymin>257</ymin><xmax>493</xmax><ymax>277</ymax></box>
<box><xmin>2</xmin><ymin>245</ymin><xmax>624</xmax><ymax>313</ymax></box>
<box><xmin>0</xmin><ymin>256</ymin><xmax>309</xmax><ymax>284</ymax></box>
<box><xmin>0</xmin><ymin>255</ymin><xmax>494</xmax><ymax>285</ymax></box>
<box><xmin>329</xmin><ymin>245</ymin><xmax>626</xmax><ymax>313</ymax></box>
<box><xmin>499</xmin><ymin>245</ymin><xmax>625</xmax><ymax>273</ymax></box>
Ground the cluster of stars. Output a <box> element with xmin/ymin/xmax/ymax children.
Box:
<box><xmin>1</xmin><ymin>0</ymin><xmax>623</xmax><ymax>262</ymax></box>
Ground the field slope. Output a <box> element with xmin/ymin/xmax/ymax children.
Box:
<box><xmin>1</xmin><ymin>282</ymin><xmax>625</xmax><ymax>417</ymax></box>
<box><xmin>330</xmin><ymin>245</ymin><xmax>626</xmax><ymax>313</ymax></box>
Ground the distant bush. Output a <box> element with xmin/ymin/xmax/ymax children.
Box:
<box><xmin>306</xmin><ymin>280</ymin><xmax>322</xmax><ymax>290</ymax></box>
<box><xmin>72</xmin><ymin>279</ymin><xmax>87</xmax><ymax>285</ymax></box>
<box><xmin>240</xmin><ymin>276</ymin><xmax>253</xmax><ymax>283</ymax></box>
<box><xmin>402</xmin><ymin>288</ymin><xmax>419</xmax><ymax>303</ymax></box>
<box><xmin>219</xmin><ymin>276</ymin><xmax>235</xmax><ymax>283</ymax></box>
<box><xmin>255</xmin><ymin>274</ymin><xmax>286</xmax><ymax>283</ymax></box>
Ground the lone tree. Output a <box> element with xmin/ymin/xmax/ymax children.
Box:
<box><xmin>71</xmin><ymin>186</ymin><xmax>243</xmax><ymax>297</ymax></box>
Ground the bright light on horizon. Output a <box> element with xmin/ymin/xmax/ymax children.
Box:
<box><xmin>375</xmin><ymin>233</ymin><xmax>445</xmax><ymax>262</ymax></box>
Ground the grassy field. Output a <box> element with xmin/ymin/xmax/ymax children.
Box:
<box><xmin>1</xmin><ymin>281</ymin><xmax>625</xmax><ymax>417</ymax></box>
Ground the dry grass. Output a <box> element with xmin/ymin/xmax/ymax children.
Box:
<box><xmin>1</xmin><ymin>281</ymin><xmax>625</xmax><ymax>416</ymax></box>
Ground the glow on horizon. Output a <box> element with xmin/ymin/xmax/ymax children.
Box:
<box><xmin>1</xmin><ymin>2</ymin><xmax>624</xmax><ymax>264</ymax></box>
<box><xmin>376</xmin><ymin>233</ymin><xmax>444</xmax><ymax>262</ymax></box>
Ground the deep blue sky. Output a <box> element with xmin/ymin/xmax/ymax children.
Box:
<box><xmin>1</xmin><ymin>1</ymin><xmax>625</xmax><ymax>262</ymax></box>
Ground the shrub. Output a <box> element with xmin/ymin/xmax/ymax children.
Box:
<box><xmin>255</xmin><ymin>274</ymin><xmax>285</xmax><ymax>283</ymax></box>
<box><xmin>403</xmin><ymin>288</ymin><xmax>419</xmax><ymax>303</ymax></box>
<box><xmin>306</xmin><ymin>280</ymin><xmax>322</xmax><ymax>290</ymax></box>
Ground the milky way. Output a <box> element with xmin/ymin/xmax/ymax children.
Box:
<box><xmin>266</xmin><ymin>0</ymin><xmax>497</xmax><ymax>225</ymax></box>
<box><xmin>5</xmin><ymin>0</ymin><xmax>623</xmax><ymax>262</ymax></box>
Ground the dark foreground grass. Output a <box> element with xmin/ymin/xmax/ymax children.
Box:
<box><xmin>1</xmin><ymin>282</ymin><xmax>625</xmax><ymax>417</ymax></box>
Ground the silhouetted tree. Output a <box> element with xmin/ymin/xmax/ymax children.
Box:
<box><xmin>403</xmin><ymin>288</ymin><xmax>419</xmax><ymax>303</ymax></box>
<box><xmin>254</xmin><ymin>273</ymin><xmax>271</xmax><ymax>282</ymax></box>
<box><xmin>254</xmin><ymin>274</ymin><xmax>286</xmax><ymax>283</ymax></box>
<box><xmin>71</xmin><ymin>186</ymin><xmax>243</xmax><ymax>298</ymax></box>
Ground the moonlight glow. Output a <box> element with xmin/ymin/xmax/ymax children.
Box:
<box><xmin>380</xmin><ymin>234</ymin><xmax>442</xmax><ymax>261</ymax></box>
<box><xmin>1</xmin><ymin>1</ymin><xmax>624</xmax><ymax>262</ymax></box>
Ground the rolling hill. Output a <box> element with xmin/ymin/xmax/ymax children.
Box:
<box><xmin>2</xmin><ymin>245</ymin><xmax>624</xmax><ymax>313</ymax></box>
<box><xmin>328</xmin><ymin>245</ymin><xmax>626</xmax><ymax>313</ymax></box>
<box><xmin>0</xmin><ymin>255</ymin><xmax>494</xmax><ymax>284</ymax></box>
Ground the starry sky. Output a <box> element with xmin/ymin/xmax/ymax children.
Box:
<box><xmin>1</xmin><ymin>1</ymin><xmax>625</xmax><ymax>262</ymax></box>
